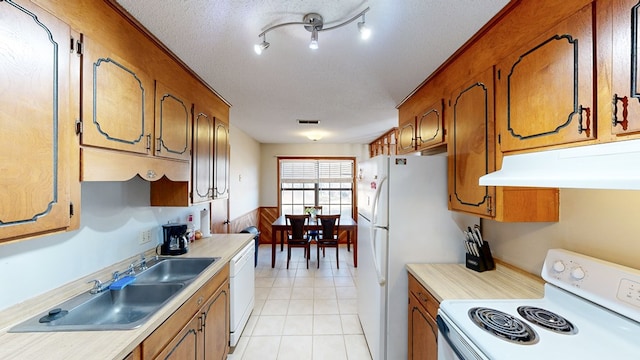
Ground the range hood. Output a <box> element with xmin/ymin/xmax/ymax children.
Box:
<box><xmin>479</xmin><ymin>139</ymin><xmax>640</xmax><ymax>190</ymax></box>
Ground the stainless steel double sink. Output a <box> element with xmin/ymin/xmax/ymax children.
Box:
<box><xmin>9</xmin><ymin>257</ymin><xmax>219</xmax><ymax>332</ymax></box>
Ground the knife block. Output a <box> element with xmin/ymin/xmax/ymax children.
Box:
<box><xmin>465</xmin><ymin>241</ymin><xmax>496</xmax><ymax>272</ymax></box>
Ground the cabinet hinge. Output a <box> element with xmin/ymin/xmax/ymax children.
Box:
<box><xmin>497</xmin><ymin>69</ymin><xmax>501</xmax><ymax>80</ymax></box>
<box><xmin>146</xmin><ymin>134</ymin><xmax>151</xmax><ymax>152</ymax></box>
<box><xmin>69</xmin><ymin>202</ymin><xmax>74</xmax><ymax>217</ymax></box>
<box><xmin>75</xmin><ymin>39</ymin><xmax>83</xmax><ymax>56</ymax></box>
<box><xmin>486</xmin><ymin>195</ymin><xmax>493</xmax><ymax>215</ymax></box>
<box><xmin>498</xmin><ymin>134</ymin><xmax>501</xmax><ymax>144</ymax></box>
<box><xmin>75</xmin><ymin>119</ymin><xmax>82</xmax><ymax>135</ymax></box>
<box><xmin>198</xmin><ymin>315</ymin><xmax>205</xmax><ymax>332</ymax></box>
<box><xmin>70</xmin><ymin>37</ymin><xmax>75</xmax><ymax>53</ymax></box>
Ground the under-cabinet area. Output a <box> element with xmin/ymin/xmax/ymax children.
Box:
<box><xmin>0</xmin><ymin>234</ymin><xmax>252</xmax><ymax>360</ymax></box>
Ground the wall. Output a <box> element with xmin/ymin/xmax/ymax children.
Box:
<box><xmin>485</xmin><ymin>189</ymin><xmax>640</xmax><ymax>275</ymax></box>
<box><xmin>229</xmin><ymin>124</ymin><xmax>261</xmax><ymax>220</ymax></box>
<box><xmin>259</xmin><ymin>143</ymin><xmax>370</xmax><ymax>206</ymax></box>
<box><xmin>0</xmin><ymin>178</ymin><xmax>198</xmax><ymax>311</ymax></box>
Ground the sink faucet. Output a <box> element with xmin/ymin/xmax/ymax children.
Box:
<box><xmin>87</xmin><ymin>279</ymin><xmax>109</xmax><ymax>294</ymax></box>
<box><xmin>112</xmin><ymin>271</ymin><xmax>121</xmax><ymax>282</ymax></box>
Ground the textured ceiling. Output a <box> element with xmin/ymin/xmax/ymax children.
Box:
<box><xmin>116</xmin><ymin>0</ymin><xmax>510</xmax><ymax>144</ymax></box>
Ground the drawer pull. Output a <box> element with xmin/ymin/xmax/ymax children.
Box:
<box><xmin>417</xmin><ymin>292</ymin><xmax>428</xmax><ymax>303</ymax></box>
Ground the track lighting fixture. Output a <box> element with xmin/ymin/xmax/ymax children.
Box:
<box><xmin>254</xmin><ymin>34</ymin><xmax>270</xmax><ymax>55</ymax></box>
<box><xmin>255</xmin><ymin>7</ymin><xmax>370</xmax><ymax>54</ymax></box>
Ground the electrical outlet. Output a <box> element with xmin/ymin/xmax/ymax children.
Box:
<box><xmin>139</xmin><ymin>229</ymin><xmax>152</xmax><ymax>245</ymax></box>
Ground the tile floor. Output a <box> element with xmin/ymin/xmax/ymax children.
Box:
<box><xmin>227</xmin><ymin>243</ymin><xmax>372</xmax><ymax>360</ymax></box>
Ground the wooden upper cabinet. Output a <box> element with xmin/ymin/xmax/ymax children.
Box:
<box><xmin>496</xmin><ymin>4</ymin><xmax>596</xmax><ymax>152</ymax></box>
<box><xmin>448</xmin><ymin>67</ymin><xmax>496</xmax><ymax>217</ymax></box>
<box><xmin>81</xmin><ymin>35</ymin><xmax>154</xmax><ymax>155</ymax></box>
<box><xmin>192</xmin><ymin>105</ymin><xmax>215</xmax><ymax>204</ymax></box>
<box><xmin>416</xmin><ymin>99</ymin><xmax>446</xmax><ymax>150</ymax></box>
<box><xmin>398</xmin><ymin>100</ymin><xmax>445</xmax><ymax>154</ymax></box>
<box><xmin>0</xmin><ymin>1</ymin><xmax>77</xmax><ymax>241</ymax></box>
<box><xmin>213</xmin><ymin>118</ymin><xmax>230</xmax><ymax>199</ymax></box>
<box><xmin>397</xmin><ymin>116</ymin><xmax>417</xmax><ymax>154</ymax></box>
<box><xmin>154</xmin><ymin>81</ymin><xmax>192</xmax><ymax>162</ymax></box>
<box><xmin>611</xmin><ymin>0</ymin><xmax>640</xmax><ymax>135</ymax></box>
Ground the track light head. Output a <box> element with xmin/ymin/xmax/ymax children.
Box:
<box><xmin>254</xmin><ymin>34</ymin><xmax>270</xmax><ymax>55</ymax></box>
<box><xmin>358</xmin><ymin>15</ymin><xmax>371</xmax><ymax>40</ymax></box>
<box><xmin>309</xmin><ymin>29</ymin><xmax>319</xmax><ymax>50</ymax></box>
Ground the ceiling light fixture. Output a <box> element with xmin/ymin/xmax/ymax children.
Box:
<box><xmin>255</xmin><ymin>7</ymin><xmax>370</xmax><ymax>54</ymax></box>
<box><xmin>254</xmin><ymin>34</ymin><xmax>270</xmax><ymax>55</ymax></box>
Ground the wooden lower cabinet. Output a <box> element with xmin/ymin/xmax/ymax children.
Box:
<box><xmin>142</xmin><ymin>265</ymin><xmax>229</xmax><ymax>360</ymax></box>
<box><xmin>408</xmin><ymin>274</ymin><xmax>439</xmax><ymax>360</ymax></box>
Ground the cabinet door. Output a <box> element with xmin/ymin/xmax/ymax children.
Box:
<box><xmin>154</xmin><ymin>81</ymin><xmax>192</xmax><ymax>162</ymax></box>
<box><xmin>202</xmin><ymin>280</ymin><xmax>230</xmax><ymax>360</ymax></box>
<box><xmin>448</xmin><ymin>67</ymin><xmax>496</xmax><ymax>217</ymax></box>
<box><xmin>416</xmin><ymin>99</ymin><xmax>445</xmax><ymax>151</ymax></box>
<box><xmin>612</xmin><ymin>0</ymin><xmax>640</xmax><ymax>134</ymax></box>
<box><xmin>192</xmin><ymin>106</ymin><xmax>214</xmax><ymax>204</ymax></box>
<box><xmin>496</xmin><ymin>4</ymin><xmax>595</xmax><ymax>151</ymax></box>
<box><xmin>153</xmin><ymin>315</ymin><xmax>202</xmax><ymax>360</ymax></box>
<box><xmin>0</xmin><ymin>0</ymin><xmax>75</xmax><ymax>240</ymax></box>
<box><xmin>81</xmin><ymin>35</ymin><xmax>153</xmax><ymax>155</ymax></box>
<box><xmin>408</xmin><ymin>295</ymin><xmax>438</xmax><ymax>360</ymax></box>
<box><xmin>397</xmin><ymin>117</ymin><xmax>417</xmax><ymax>154</ymax></box>
<box><xmin>213</xmin><ymin>118</ymin><xmax>229</xmax><ymax>199</ymax></box>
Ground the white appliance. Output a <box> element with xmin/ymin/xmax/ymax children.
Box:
<box><xmin>437</xmin><ymin>249</ymin><xmax>640</xmax><ymax>359</ymax></box>
<box><xmin>356</xmin><ymin>154</ymin><xmax>478</xmax><ymax>360</ymax></box>
<box><xmin>229</xmin><ymin>240</ymin><xmax>255</xmax><ymax>347</ymax></box>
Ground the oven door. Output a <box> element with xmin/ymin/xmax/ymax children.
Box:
<box><xmin>436</xmin><ymin>311</ymin><xmax>488</xmax><ymax>360</ymax></box>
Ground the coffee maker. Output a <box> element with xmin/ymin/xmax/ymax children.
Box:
<box><xmin>160</xmin><ymin>223</ymin><xmax>189</xmax><ymax>255</ymax></box>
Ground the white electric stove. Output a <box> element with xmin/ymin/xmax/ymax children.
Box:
<box><xmin>437</xmin><ymin>249</ymin><xmax>640</xmax><ymax>359</ymax></box>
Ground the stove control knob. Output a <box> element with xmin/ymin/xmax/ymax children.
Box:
<box><xmin>552</xmin><ymin>261</ymin><xmax>566</xmax><ymax>273</ymax></box>
<box><xmin>571</xmin><ymin>267</ymin><xmax>586</xmax><ymax>280</ymax></box>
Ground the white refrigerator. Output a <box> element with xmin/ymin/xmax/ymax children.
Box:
<box><xmin>356</xmin><ymin>154</ymin><xmax>478</xmax><ymax>360</ymax></box>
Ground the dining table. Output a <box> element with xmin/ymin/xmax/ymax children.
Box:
<box><xmin>270</xmin><ymin>214</ymin><xmax>358</xmax><ymax>268</ymax></box>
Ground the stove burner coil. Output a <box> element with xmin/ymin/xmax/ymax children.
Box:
<box><xmin>468</xmin><ymin>307</ymin><xmax>538</xmax><ymax>344</ymax></box>
<box><xmin>517</xmin><ymin>306</ymin><xmax>577</xmax><ymax>335</ymax></box>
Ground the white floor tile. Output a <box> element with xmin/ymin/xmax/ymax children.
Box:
<box><xmin>338</xmin><ymin>299</ymin><xmax>358</xmax><ymax>314</ymax></box>
<box><xmin>268</xmin><ymin>286</ymin><xmax>292</xmax><ymax>300</ymax></box>
<box><xmin>314</xmin><ymin>299</ymin><xmax>340</xmax><ymax>314</ymax></box>
<box><xmin>287</xmin><ymin>299</ymin><xmax>314</xmax><ymax>315</ymax></box>
<box><xmin>336</xmin><ymin>286</ymin><xmax>357</xmax><ymax>299</ymax></box>
<box><xmin>344</xmin><ymin>334</ymin><xmax>372</xmax><ymax>360</ymax></box>
<box><xmin>241</xmin><ymin>335</ymin><xmax>281</xmax><ymax>360</ymax></box>
<box><xmin>313</xmin><ymin>314</ymin><xmax>343</xmax><ymax>335</ymax></box>
<box><xmin>262</xmin><ymin>299</ymin><xmax>290</xmax><ymax>315</ymax></box>
<box><xmin>252</xmin><ymin>315</ymin><xmax>286</xmax><ymax>336</ymax></box>
<box><xmin>312</xmin><ymin>335</ymin><xmax>348</xmax><ymax>360</ymax></box>
<box><xmin>340</xmin><ymin>314</ymin><xmax>363</xmax><ymax>334</ymax></box>
<box><xmin>277</xmin><ymin>335</ymin><xmax>312</xmax><ymax>360</ymax></box>
<box><xmin>291</xmin><ymin>287</ymin><xmax>314</xmax><ymax>300</ymax></box>
<box><xmin>282</xmin><ymin>315</ymin><xmax>313</xmax><ymax>335</ymax></box>
<box><xmin>314</xmin><ymin>286</ymin><xmax>337</xmax><ymax>299</ymax></box>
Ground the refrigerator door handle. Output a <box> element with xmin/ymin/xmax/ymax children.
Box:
<box><xmin>370</xmin><ymin>176</ymin><xmax>388</xmax><ymax>286</ymax></box>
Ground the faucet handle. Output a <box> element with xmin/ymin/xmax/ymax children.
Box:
<box><xmin>87</xmin><ymin>279</ymin><xmax>103</xmax><ymax>294</ymax></box>
<box><xmin>126</xmin><ymin>264</ymin><xmax>136</xmax><ymax>275</ymax></box>
<box><xmin>112</xmin><ymin>271</ymin><xmax>120</xmax><ymax>281</ymax></box>
<box><xmin>139</xmin><ymin>254</ymin><xmax>148</xmax><ymax>270</ymax></box>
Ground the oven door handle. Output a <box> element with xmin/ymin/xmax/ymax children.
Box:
<box><xmin>436</xmin><ymin>314</ymin><xmax>468</xmax><ymax>360</ymax></box>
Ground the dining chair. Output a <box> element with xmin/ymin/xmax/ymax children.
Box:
<box><xmin>316</xmin><ymin>214</ymin><xmax>340</xmax><ymax>269</ymax></box>
<box><xmin>285</xmin><ymin>214</ymin><xmax>311</xmax><ymax>269</ymax></box>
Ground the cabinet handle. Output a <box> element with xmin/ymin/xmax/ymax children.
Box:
<box><xmin>577</xmin><ymin>105</ymin><xmax>591</xmax><ymax>137</ymax></box>
<box><xmin>612</xmin><ymin>94</ymin><xmax>629</xmax><ymax>131</ymax></box>
<box><xmin>416</xmin><ymin>292</ymin><xmax>428</xmax><ymax>303</ymax></box>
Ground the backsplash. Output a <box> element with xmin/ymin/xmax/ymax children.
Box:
<box><xmin>485</xmin><ymin>188</ymin><xmax>640</xmax><ymax>275</ymax></box>
<box><xmin>0</xmin><ymin>177</ymin><xmax>197</xmax><ymax>311</ymax></box>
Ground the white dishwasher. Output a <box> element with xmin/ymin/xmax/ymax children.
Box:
<box><xmin>229</xmin><ymin>240</ymin><xmax>255</xmax><ymax>347</ymax></box>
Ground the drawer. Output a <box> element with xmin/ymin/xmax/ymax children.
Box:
<box><xmin>408</xmin><ymin>273</ymin><xmax>439</xmax><ymax>318</ymax></box>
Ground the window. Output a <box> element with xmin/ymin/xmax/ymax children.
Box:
<box><xmin>279</xmin><ymin>158</ymin><xmax>355</xmax><ymax>217</ymax></box>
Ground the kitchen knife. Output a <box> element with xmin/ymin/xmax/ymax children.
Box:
<box><xmin>473</xmin><ymin>225</ymin><xmax>484</xmax><ymax>245</ymax></box>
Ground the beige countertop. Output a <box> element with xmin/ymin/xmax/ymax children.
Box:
<box><xmin>406</xmin><ymin>261</ymin><xmax>545</xmax><ymax>302</ymax></box>
<box><xmin>0</xmin><ymin>233</ymin><xmax>253</xmax><ymax>360</ymax></box>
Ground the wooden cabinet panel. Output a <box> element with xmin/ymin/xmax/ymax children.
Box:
<box><xmin>153</xmin><ymin>315</ymin><xmax>201</xmax><ymax>360</ymax></box>
<box><xmin>448</xmin><ymin>67</ymin><xmax>496</xmax><ymax>217</ymax></box>
<box><xmin>81</xmin><ymin>35</ymin><xmax>154</xmax><ymax>155</ymax></box>
<box><xmin>612</xmin><ymin>0</ymin><xmax>640</xmax><ymax>135</ymax></box>
<box><xmin>397</xmin><ymin>118</ymin><xmax>417</xmax><ymax>154</ymax></box>
<box><xmin>417</xmin><ymin>99</ymin><xmax>445</xmax><ymax>150</ymax></box>
<box><xmin>496</xmin><ymin>4</ymin><xmax>595</xmax><ymax>151</ymax></box>
<box><xmin>213</xmin><ymin>118</ymin><xmax>229</xmax><ymax>200</ymax></box>
<box><xmin>407</xmin><ymin>274</ymin><xmax>438</xmax><ymax>360</ymax></box>
<box><xmin>154</xmin><ymin>81</ymin><xmax>192</xmax><ymax>162</ymax></box>
<box><xmin>0</xmin><ymin>0</ymin><xmax>76</xmax><ymax>241</ymax></box>
<box><xmin>192</xmin><ymin>106</ymin><xmax>214</xmax><ymax>204</ymax></box>
<box><xmin>202</xmin><ymin>280</ymin><xmax>229</xmax><ymax>360</ymax></box>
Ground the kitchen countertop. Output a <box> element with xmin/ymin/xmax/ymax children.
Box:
<box><xmin>0</xmin><ymin>233</ymin><xmax>254</xmax><ymax>360</ymax></box>
<box><xmin>406</xmin><ymin>261</ymin><xmax>545</xmax><ymax>301</ymax></box>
